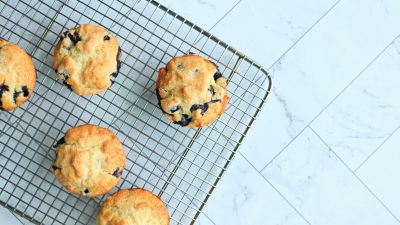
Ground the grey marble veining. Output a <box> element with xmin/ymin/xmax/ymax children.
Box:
<box><xmin>262</xmin><ymin>127</ymin><xmax>399</xmax><ymax>224</ymax></box>
<box><xmin>311</xmin><ymin>35</ymin><xmax>400</xmax><ymax>171</ymax></box>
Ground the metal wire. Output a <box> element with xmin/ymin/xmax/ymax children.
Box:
<box><xmin>0</xmin><ymin>0</ymin><xmax>272</xmax><ymax>224</ymax></box>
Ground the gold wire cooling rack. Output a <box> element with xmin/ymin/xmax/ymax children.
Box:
<box><xmin>0</xmin><ymin>0</ymin><xmax>272</xmax><ymax>224</ymax></box>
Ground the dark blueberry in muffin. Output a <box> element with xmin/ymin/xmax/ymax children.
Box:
<box><xmin>0</xmin><ymin>84</ymin><xmax>9</xmax><ymax>110</ymax></box>
<box><xmin>190</xmin><ymin>103</ymin><xmax>209</xmax><ymax>116</ymax></box>
<box><xmin>173</xmin><ymin>114</ymin><xmax>192</xmax><ymax>127</ymax></box>
<box><xmin>110</xmin><ymin>72</ymin><xmax>118</xmax><ymax>85</ymax></box>
<box><xmin>213</xmin><ymin>71</ymin><xmax>222</xmax><ymax>81</ymax></box>
<box><xmin>116</xmin><ymin>47</ymin><xmax>122</xmax><ymax>72</ymax></box>
<box><xmin>0</xmin><ymin>84</ymin><xmax>9</xmax><ymax>93</ymax></box>
<box><xmin>190</xmin><ymin>99</ymin><xmax>222</xmax><ymax>116</ymax></box>
<box><xmin>84</xmin><ymin>188</ymin><xmax>89</xmax><ymax>194</ymax></box>
<box><xmin>211</xmin><ymin>99</ymin><xmax>221</xmax><ymax>103</ymax></box>
<box><xmin>13</xmin><ymin>90</ymin><xmax>19</xmax><ymax>104</ymax></box>
<box><xmin>112</xmin><ymin>167</ymin><xmax>123</xmax><ymax>178</ymax></box>
<box><xmin>53</xmin><ymin>136</ymin><xmax>66</xmax><ymax>148</ymax></box>
<box><xmin>103</xmin><ymin>35</ymin><xmax>110</xmax><ymax>41</ymax></box>
<box><xmin>109</xmin><ymin>47</ymin><xmax>122</xmax><ymax>86</ymax></box>
<box><xmin>52</xmin><ymin>165</ymin><xmax>61</xmax><ymax>170</ymax></box>
<box><xmin>22</xmin><ymin>86</ymin><xmax>29</xmax><ymax>97</ymax></box>
<box><xmin>63</xmin><ymin>79</ymin><xmax>73</xmax><ymax>91</ymax></box>
<box><xmin>59</xmin><ymin>31</ymin><xmax>68</xmax><ymax>42</ymax></box>
<box><xmin>68</xmin><ymin>31</ymin><xmax>81</xmax><ymax>45</ymax></box>
<box><xmin>208</xmin><ymin>60</ymin><xmax>222</xmax><ymax>81</ymax></box>
<box><xmin>207</xmin><ymin>86</ymin><xmax>215</xmax><ymax>95</ymax></box>
<box><xmin>59</xmin><ymin>72</ymin><xmax>72</xmax><ymax>91</ymax></box>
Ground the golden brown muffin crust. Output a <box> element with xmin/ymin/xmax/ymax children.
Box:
<box><xmin>156</xmin><ymin>54</ymin><xmax>229</xmax><ymax>128</ymax></box>
<box><xmin>53</xmin><ymin>24</ymin><xmax>122</xmax><ymax>96</ymax></box>
<box><xmin>51</xmin><ymin>124</ymin><xmax>126</xmax><ymax>198</ymax></box>
<box><xmin>0</xmin><ymin>40</ymin><xmax>36</xmax><ymax>112</ymax></box>
<box><xmin>97</xmin><ymin>188</ymin><xmax>170</xmax><ymax>225</ymax></box>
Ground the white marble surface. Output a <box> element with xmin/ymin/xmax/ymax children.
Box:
<box><xmin>356</xmin><ymin>127</ymin><xmax>400</xmax><ymax>220</ymax></box>
<box><xmin>3</xmin><ymin>0</ymin><xmax>400</xmax><ymax>224</ymax></box>
<box><xmin>311</xmin><ymin>36</ymin><xmax>400</xmax><ymax>171</ymax></box>
<box><xmin>204</xmin><ymin>153</ymin><xmax>308</xmax><ymax>225</ymax></box>
<box><xmin>262</xmin><ymin>127</ymin><xmax>398</xmax><ymax>225</ymax></box>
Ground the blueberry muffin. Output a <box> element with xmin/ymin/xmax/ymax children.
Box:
<box><xmin>0</xmin><ymin>39</ymin><xmax>36</xmax><ymax>112</ymax></box>
<box><xmin>53</xmin><ymin>24</ymin><xmax>122</xmax><ymax>96</ymax></box>
<box><xmin>96</xmin><ymin>188</ymin><xmax>170</xmax><ymax>225</ymax></box>
<box><xmin>156</xmin><ymin>54</ymin><xmax>229</xmax><ymax>128</ymax></box>
<box><xmin>51</xmin><ymin>124</ymin><xmax>126</xmax><ymax>198</ymax></box>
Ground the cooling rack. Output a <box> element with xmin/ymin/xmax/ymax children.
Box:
<box><xmin>0</xmin><ymin>0</ymin><xmax>272</xmax><ymax>224</ymax></box>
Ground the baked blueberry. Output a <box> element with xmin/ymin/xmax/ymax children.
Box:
<box><xmin>53</xmin><ymin>136</ymin><xmax>66</xmax><ymax>148</ymax></box>
<box><xmin>112</xmin><ymin>167</ymin><xmax>123</xmax><ymax>178</ymax></box>
<box><xmin>52</xmin><ymin>165</ymin><xmax>61</xmax><ymax>170</ymax></box>
<box><xmin>22</xmin><ymin>86</ymin><xmax>29</xmax><ymax>97</ymax></box>
<box><xmin>173</xmin><ymin>114</ymin><xmax>192</xmax><ymax>127</ymax></box>
<box><xmin>68</xmin><ymin>31</ymin><xmax>81</xmax><ymax>45</ymax></box>
<box><xmin>0</xmin><ymin>84</ymin><xmax>9</xmax><ymax>93</ymax></box>
<box><xmin>190</xmin><ymin>103</ymin><xmax>209</xmax><ymax>115</ymax></box>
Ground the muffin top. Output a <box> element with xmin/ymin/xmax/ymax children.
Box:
<box><xmin>156</xmin><ymin>54</ymin><xmax>229</xmax><ymax>128</ymax></box>
<box><xmin>53</xmin><ymin>24</ymin><xmax>122</xmax><ymax>96</ymax></box>
<box><xmin>51</xmin><ymin>124</ymin><xmax>126</xmax><ymax>198</ymax></box>
<box><xmin>0</xmin><ymin>39</ymin><xmax>36</xmax><ymax>112</ymax></box>
<box><xmin>97</xmin><ymin>188</ymin><xmax>170</xmax><ymax>225</ymax></box>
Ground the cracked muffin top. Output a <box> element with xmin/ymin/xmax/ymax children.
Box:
<box><xmin>0</xmin><ymin>39</ymin><xmax>36</xmax><ymax>112</ymax></box>
<box><xmin>51</xmin><ymin>124</ymin><xmax>126</xmax><ymax>198</ymax></box>
<box><xmin>53</xmin><ymin>24</ymin><xmax>122</xmax><ymax>96</ymax></box>
<box><xmin>97</xmin><ymin>188</ymin><xmax>170</xmax><ymax>225</ymax></box>
<box><xmin>156</xmin><ymin>53</ymin><xmax>229</xmax><ymax>128</ymax></box>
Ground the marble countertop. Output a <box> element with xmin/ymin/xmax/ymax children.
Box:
<box><xmin>3</xmin><ymin>0</ymin><xmax>400</xmax><ymax>224</ymax></box>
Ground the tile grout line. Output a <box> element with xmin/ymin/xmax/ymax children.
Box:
<box><xmin>238</xmin><ymin>152</ymin><xmax>312</xmax><ymax>225</ymax></box>
<box><xmin>206</xmin><ymin>0</ymin><xmax>242</xmax><ymax>33</ymax></box>
<box><xmin>258</xmin><ymin>31</ymin><xmax>400</xmax><ymax>174</ymax></box>
<box><xmin>309</xmin><ymin>126</ymin><xmax>400</xmax><ymax>223</ymax></box>
<box><xmin>267</xmin><ymin>0</ymin><xmax>341</xmax><ymax>70</ymax></box>
<box><xmin>354</xmin><ymin>124</ymin><xmax>400</xmax><ymax>172</ymax></box>
<box><xmin>245</xmin><ymin>0</ymin><xmax>343</xmax><ymax>173</ymax></box>
<box><xmin>193</xmin><ymin>0</ymin><xmax>242</xmax><ymax>46</ymax></box>
<box><xmin>202</xmin><ymin>213</ymin><xmax>217</xmax><ymax>225</ymax></box>
<box><xmin>8</xmin><ymin>208</ymin><xmax>25</xmax><ymax>225</ymax></box>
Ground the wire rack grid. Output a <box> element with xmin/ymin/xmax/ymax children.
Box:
<box><xmin>0</xmin><ymin>0</ymin><xmax>272</xmax><ymax>224</ymax></box>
